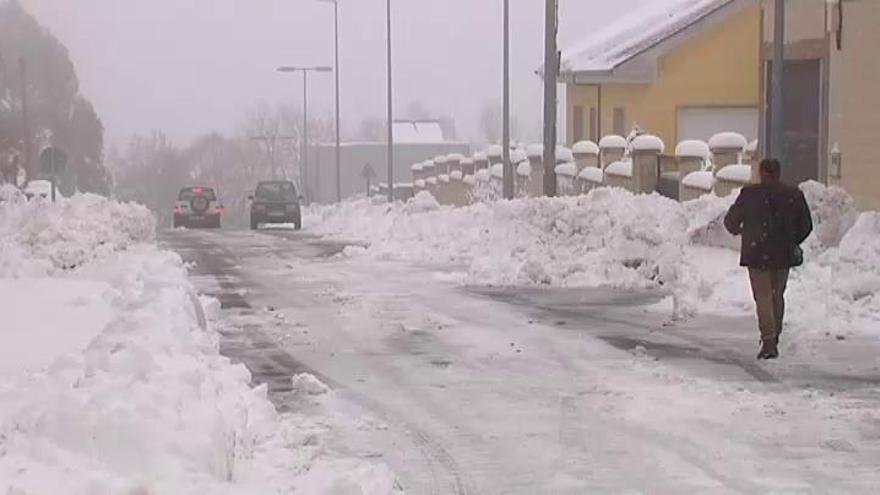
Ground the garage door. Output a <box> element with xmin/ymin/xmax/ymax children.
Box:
<box><xmin>677</xmin><ymin>107</ymin><xmax>759</xmax><ymax>143</ymax></box>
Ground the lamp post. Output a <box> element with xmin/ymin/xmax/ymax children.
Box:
<box><xmin>277</xmin><ymin>66</ymin><xmax>332</xmax><ymax>203</ymax></box>
<box><xmin>542</xmin><ymin>0</ymin><xmax>558</xmax><ymax>197</ymax></box>
<box><xmin>770</xmin><ymin>0</ymin><xmax>785</xmax><ymax>161</ymax></box>
<box><xmin>386</xmin><ymin>0</ymin><xmax>394</xmax><ymax>203</ymax></box>
<box><xmin>502</xmin><ymin>0</ymin><xmax>513</xmax><ymax>200</ymax></box>
<box><xmin>317</xmin><ymin>0</ymin><xmax>342</xmax><ymax>202</ymax></box>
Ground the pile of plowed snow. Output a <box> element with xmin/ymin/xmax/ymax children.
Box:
<box><xmin>311</xmin><ymin>183</ymin><xmax>880</xmax><ymax>335</ymax></box>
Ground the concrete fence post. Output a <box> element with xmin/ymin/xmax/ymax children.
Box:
<box><xmin>631</xmin><ymin>135</ymin><xmax>664</xmax><ymax>194</ymax></box>
<box><xmin>599</xmin><ymin>135</ymin><xmax>627</xmax><ymax>168</ymax></box>
<box><xmin>526</xmin><ymin>144</ymin><xmax>545</xmax><ymax>198</ymax></box>
<box><xmin>675</xmin><ymin>140</ymin><xmax>710</xmax><ymax>202</ymax></box>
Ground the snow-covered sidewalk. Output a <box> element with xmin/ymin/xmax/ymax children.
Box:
<box><xmin>309</xmin><ymin>183</ymin><xmax>880</xmax><ymax>353</ymax></box>
<box><xmin>0</xmin><ymin>188</ymin><xmax>400</xmax><ymax>494</ymax></box>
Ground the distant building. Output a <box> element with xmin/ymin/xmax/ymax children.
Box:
<box><xmin>306</xmin><ymin>119</ymin><xmax>469</xmax><ymax>203</ymax></box>
<box><xmin>760</xmin><ymin>0</ymin><xmax>880</xmax><ymax>210</ymax></box>
<box><xmin>560</xmin><ymin>0</ymin><xmax>761</xmax><ymax>147</ymax></box>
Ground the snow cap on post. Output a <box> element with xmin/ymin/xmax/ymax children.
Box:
<box><xmin>572</xmin><ymin>140</ymin><xmax>600</xmax><ymax>155</ymax></box>
<box><xmin>599</xmin><ymin>135</ymin><xmax>627</xmax><ymax>150</ymax></box>
<box><xmin>433</xmin><ymin>155</ymin><xmax>448</xmax><ymax>164</ymax></box>
<box><xmin>517</xmin><ymin>161</ymin><xmax>532</xmax><ymax>177</ymax></box>
<box><xmin>675</xmin><ymin>140</ymin><xmax>710</xmax><ymax>159</ymax></box>
<box><xmin>708</xmin><ymin>132</ymin><xmax>747</xmax><ymax>151</ymax></box>
<box><xmin>490</xmin><ymin>162</ymin><xmax>504</xmax><ymax>178</ymax></box>
<box><xmin>556</xmin><ymin>146</ymin><xmax>574</xmax><ymax>163</ymax></box>
<box><xmin>527</xmin><ymin>143</ymin><xmax>544</xmax><ymax>158</ymax></box>
<box><xmin>605</xmin><ymin>160</ymin><xmax>633</xmax><ymax>178</ymax></box>
<box><xmin>631</xmin><ymin>134</ymin><xmax>665</xmax><ymax>153</ymax></box>
<box><xmin>411</xmin><ymin>162</ymin><xmax>424</xmax><ymax>172</ymax></box>
<box><xmin>555</xmin><ymin>162</ymin><xmax>577</xmax><ymax>177</ymax></box>
<box><xmin>473</xmin><ymin>151</ymin><xmax>488</xmax><ymax>162</ymax></box>
<box><xmin>486</xmin><ymin>145</ymin><xmax>504</xmax><ymax>158</ymax></box>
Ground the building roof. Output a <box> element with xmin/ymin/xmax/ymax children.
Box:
<box><xmin>560</xmin><ymin>0</ymin><xmax>739</xmax><ymax>80</ymax></box>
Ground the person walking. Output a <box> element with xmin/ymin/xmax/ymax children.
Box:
<box><xmin>724</xmin><ymin>158</ymin><xmax>813</xmax><ymax>360</ymax></box>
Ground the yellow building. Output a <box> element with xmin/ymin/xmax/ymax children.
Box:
<box><xmin>761</xmin><ymin>0</ymin><xmax>880</xmax><ymax>210</ymax></box>
<box><xmin>561</xmin><ymin>0</ymin><xmax>762</xmax><ymax>149</ymax></box>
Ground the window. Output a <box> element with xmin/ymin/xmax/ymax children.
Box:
<box><xmin>613</xmin><ymin>107</ymin><xmax>626</xmax><ymax>136</ymax></box>
<box><xmin>573</xmin><ymin>105</ymin><xmax>586</xmax><ymax>142</ymax></box>
<box><xmin>255</xmin><ymin>181</ymin><xmax>298</xmax><ymax>201</ymax></box>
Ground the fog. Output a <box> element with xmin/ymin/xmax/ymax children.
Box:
<box><xmin>20</xmin><ymin>0</ymin><xmax>644</xmax><ymax>146</ymax></box>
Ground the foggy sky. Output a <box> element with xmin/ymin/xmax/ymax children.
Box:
<box><xmin>20</xmin><ymin>0</ymin><xmax>645</xmax><ymax>147</ymax></box>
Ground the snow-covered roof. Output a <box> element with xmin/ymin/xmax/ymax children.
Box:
<box><xmin>715</xmin><ymin>164</ymin><xmax>752</xmax><ymax>183</ymax></box>
<box><xmin>572</xmin><ymin>141</ymin><xmax>600</xmax><ymax>155</ymax></box>
<box><xmin>599</xmin><ymin>135</ymin><xmax>627</xmax><ymax>149</ymax></box>
<box><xmin>675</xmin><ymin>139</ymin><xmax>710</xmax><ymax>159</ymax></box>
<box><xmin>708</xmin><ymin>131</ymin><xmax>747</xmax><ymax>151</ymax></box>
<box><xmin>578</xmin><ymin>166</ymin><xmax>604</xmax><ymax>183</ymax></box>
<box><xmin>560</xmin><ymin>0</ymin><xmax>737</xmax><ymax>77</ymax></box>
<box><xmin>682</xmin><ymin>170</ymin><xmax>715</xmax><ymax>190</ymax></box>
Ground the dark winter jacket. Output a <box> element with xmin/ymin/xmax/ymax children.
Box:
<box><xmin>724</xmin><ymin>182</ymin><xmax>813</xmax><ymax>269</ymax></box>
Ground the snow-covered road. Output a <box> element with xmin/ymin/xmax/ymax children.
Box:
<box><xmin>163</xmin><ymin>227</ymin><xmax>880</xmax><ymax>494</ymax></box>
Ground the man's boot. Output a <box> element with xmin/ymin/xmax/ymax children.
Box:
<box><xmin>757</xmin><ymin>338</ymin><xmax>779</xmax><ymax>360</ymax></box>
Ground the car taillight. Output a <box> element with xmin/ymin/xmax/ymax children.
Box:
<box><xmin>214</xmin><ymin>205</ymin><xmax>225</xmax><ymax>213</ymax></box>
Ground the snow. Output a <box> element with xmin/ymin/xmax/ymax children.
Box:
<box><xmin>425</xmin><ymin>177</ymin><xmax>437</xmax><ymax>185</ymax></box>
<box><xmin>486</xmin><ymin>145</ymin><xmax>503</xmax><ymax>158</ymax></box>
<box><xmin>475</xmin><ymin>169</ymin><xmax>491</xmax><ymax>182</ymax></box>
<box><xmin>463</xmin><ymin>175</ymin><xmax>476</xmax><ymax>185</ymax></box>
<box><xmin>490</xmin><ymin>163</ymin><xmax>504</xmax><ymax>178</ymax></box>
<box><xmin>604</xmin><ymin>160</ymin><xmax>633</xmax><ymax>178</ymax></box>
<box><xmin>291</xmin><ymin>373</ymin><xmax>330</xmax><ymax>395</ymax></box>
<box><xmin>561</xmin><ymin>0</ymin><xmax>723</xmax><ymax>73</ymax></box>
<box><xmin>708</xmin><ymin>131</ymin><xmax>748</xmax><ymax>150</ymax></box>
<box><xmin>572</xmin><ymin>140</ymin><xmax>600</xmax><ymax>155</ymax></box>
<box><xmin>421</xmin><ymin>160</ymin><xmax>435</xmax><ymax>172</ymax></box>
<box><xmin>510</xmin><ymin>148</ymin><xmax>527</xmax><ymax>164</ymax></box>
<box><xmin>599</xmin><ymin>134</ymin><xmax>627</xmax><ymax>149</ymax></box>
<box><xmin>473</xmin><ymin>152</ymin><xmax>488</xmax><ymax>162</ymax></box>
<box><xmin>446</xmin><ymin>153</ymin><xmax>465</xmax><ymax>162</ymax></box>
<box><xmin>631</xmin><ymin>134</ymin><xmax>665</xmax><ymax>153</ymax></box>
<box><xmin>460</xmin><ymin>157</ymin><xmax>474</xmax><ymax>165</ymax></box>
<box><xmin>578</xmin><ymin>166</ymin><xmax>604</xmax><ymax>183</ymax></box>
<box><xmin>675</xmin><ymin>139</ymin><xmax>710</xmax><ymax>159</ymax></box>
<box><xmin>746</xmin><ymin>139</ymin><xmax>759</xmax><ymax>153</ymax></box>
<box><xmin>555</xmin><ymin>162</ymin><xmax>577</xmax><ymax>177</ymax></box>
<box><xmin>438</xmin><ymin>174</ymin><xmax>450</xmax><ymax>183</ymax></box>
<box><xmin>24</xmin><ymin>179</ymin><xmax>53</xmax><ymax>198</ymax></box>
<box><xmin>410</xmin><ymin>162</ymin><xmax>423</xmax><ymax>172</ymax></box>
<box><xmin>433</xmin><ymin>155</ymin><xmax>448</xmax><ymax>164</ymax></box>
<box><xmin>527</xmin><ymin>143</ymin><xmax>544</xmax><ymax>157</ymax></box>
<box><xmin>414</xmin><ymin>179</ymin><xmax>426</xmax><ymax>188</ymax></box>
<box><xmin>556</xmin><ymin>146</ymin><xmax>574</xmax><ymax>163</ymax></box>
<box><xmin>681</xmin><ymin>170</ymin><xmax>716</xmax><ymax>190</ymax></box>
<box><xmin>450</xmin><ymin>170</ymin><xmax>463</xmax><ymax>181</ymax></box>
<box><xmin>0</xmin><ymin>192</ymin><xmax>401</xmax><ymax>494</ymax></box>
<box><xmin>715</xmin><ymin>164</ymin><xmax>752</xmax><ymax>183</ymax></box>
<box><xmin>517</xmin><ymin>161</ymin><xmax>532</xmax><ymax>177</ymax></box>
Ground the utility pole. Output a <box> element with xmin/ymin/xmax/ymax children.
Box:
<box><xmin>502</xmin><ymin>0</ymin><xmax>513</xmax><ymax>200</ymax></box>
<box><xmin>386</xmin><ymin>0</ymin><xmax>394</xmax><ymax>203</ymax></box>
<box><xmin>770</xmin><ymin>0</ymin><xmax>785</xmax><ymax>161</ymax></box>
<box><xmin>333</xmin><ymin>0</ymin><xmax>341</xmax><ymax>202</ymax></box>
<box><xmin>19</xmin><ymin>58</ymin><xmax>31</xmax><ymax>182</ymax></box>
<box><xmin>542</xmin><ymin>0</ymin><xmax>558</xmax><ymax>197</ymax></box>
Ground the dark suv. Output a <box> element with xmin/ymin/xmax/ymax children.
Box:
<box><xmin>173</xmin><ymin>186</ymin><xmax>223</xmax><ymax>228</ymax></box>
<box><xmin>250</xmin><ymin>181</ymin><xmax>302</xmax><ymax>230</ymax></box>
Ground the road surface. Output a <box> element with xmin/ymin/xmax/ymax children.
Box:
<box><xmin>162</xmin><ymin>227</ymin><xmax>880</xmax><ymax>494</ymax></box>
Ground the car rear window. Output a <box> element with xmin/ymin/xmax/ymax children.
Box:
<box><xmin>255</xmin><ymin>182</ymin><xmax>298</xmax><ymax>201</ymax></box>
<box><xmin>179</xmin><ymin>187</ymin><xmax>216</xmax><ymax>201</ymax></box>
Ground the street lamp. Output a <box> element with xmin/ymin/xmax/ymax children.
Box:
<box><xmin>386</xmin><ymin>0</ymin><xmax>394</xmax><ymax>203</ymax></box>
<box><xmin>502</xmin><ymin>0</ymin><xmax>513</xmax><ymax>199</ymax></box>
<box><xmin>277</xmin><ymin>66</ymin><xmax>332</xmax><ymax>203</ymax></box>
<box><xmin>316</xmin><ymin>0</ymin><xmax>342</xmax><ymax>203</ymax></box>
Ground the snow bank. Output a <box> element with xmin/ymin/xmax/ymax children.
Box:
<box><xmin>0</xmin><ymin>191</ymin><xmax>155</xmax><ymax>277</ymax></box>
